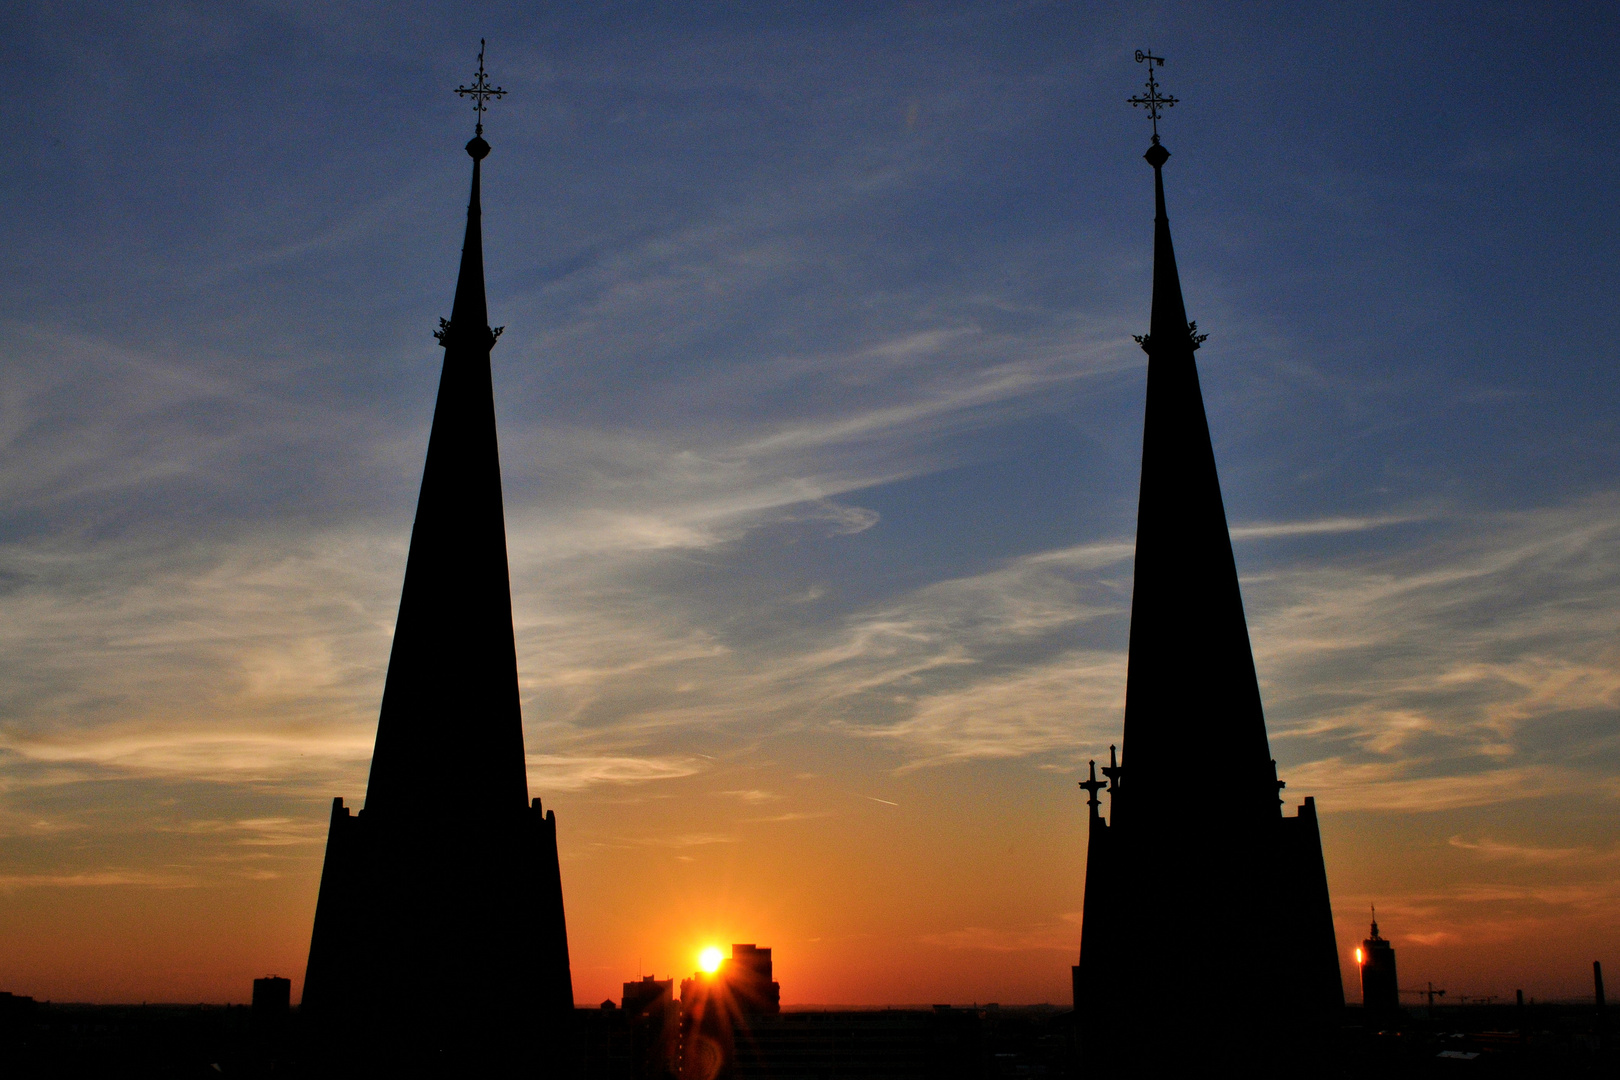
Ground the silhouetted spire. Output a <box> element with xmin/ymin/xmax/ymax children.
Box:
<box><xmin>1073</xmin><ymin>53</ymin><xmax>1342</xmax><ymax>1071</ymax></box>
<box><xmin>447</xmin><ymin>135</ymin><xmax>492</xmax><ymax>338</ymax></box>
<box><xmin>439</xmin><ymin>38</ymin><xmax>503</xmax><ymax>344</ymax></box>
<box><xmin>303</xmin><ymin>50</ymin><xmax>573</xmax><ymax>1074</ymax></box>
<box><xmin>362</xmin><ymin>120</ymin><xmax>525</xmax><ymax>821</ymax></box>
<box><xmin>1117</xmin><ymin>129</ymin><xmax>1274</xmax><ymax>826</ymax></box>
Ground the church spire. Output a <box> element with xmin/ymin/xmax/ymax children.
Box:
<box><xmin>303</xmin><ymin>47</ymin><xmax>574</xmax><ymax>1069</ymax></box>
<box><xmin>362</xmin><ymin>49</ymin><xmax>525</xmax><ymax>819</ymax></box>
<box><xmin>1116</xmin><ymin>56</ymin><xmax>1274</xmax><ymax>826</ymax></box>
<box><xmin>1073</xmin><ymin>54</ymin><xmax>1344</xmax><ymax>1068</ymax></box>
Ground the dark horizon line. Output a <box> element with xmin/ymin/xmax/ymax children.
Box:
<box><xmin>15</xmin><ymin>996</ymin><xmax>1616</xmax><ymax>1010</ymax></box>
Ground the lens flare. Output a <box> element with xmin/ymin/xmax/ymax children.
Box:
<box><xmin>699</xmin><ymin>946</ymin><xmax>724</xmax><ymax>973</ymax></box>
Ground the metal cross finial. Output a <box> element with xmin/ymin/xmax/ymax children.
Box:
<box><xmin>455</xmin><ymin>39</ymin><xmax>507</xmax><ymax>136</ymax></box>
<box><xmin>1128</xmin><ymin>49</ymin><xmax>1178</xmax><ymax>145</ymax></box>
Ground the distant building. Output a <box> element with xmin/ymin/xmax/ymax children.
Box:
<box><xmin>1072</xmin><ymin>58</ymin><xmax>1343</xmax><ymax>1071</ymax></box>
<box><xmin>624</xmin><ymin>975</ymin><xmax>675</xmax><ymax>1015</ymax></box>
<box><xmin>720</xmin><ymin>945</ymin><xmax>781</xmax><ymax>1016</ymax></box>
<box><xmin>251</xmin><ymin>976</ymin><xmax>290</xmax><ymax>1017</ymax></box>
<box><xmin>679</xmin><ymin>970</ymin><xmax>728</xmax><ymax>1080</ymax></box>
<box><xmin>0</xmin><ymin>991</ymin><xmax>37</xmax><ymax>1033</ymax></box>
<box><xmin>679</xmin><ymin>946</ymin><xmax>783</xmax><ymax>1080</ymax></box>
<box><xmin>1361</xmin><ymin>914</ymin><xmax>1399</xmax><ymax>1017</ymax></box>
<box><xmin>622</xmin><ymin>976</ymin><xmax>679</xmax><ymax>1080</ymax></box>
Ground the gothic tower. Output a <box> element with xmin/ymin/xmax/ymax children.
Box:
<box><xmin>301</xmin><ymin>50</ymin><xmax>573</xmax><ymax>1074</ymax></box>
<box><xmin>1072</xmin><ymin>55</ymin><xmax>1342</xmax><ymax>1071</ymax></box>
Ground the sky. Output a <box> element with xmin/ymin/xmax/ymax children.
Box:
<box><xmin>1</xmin><ymin>1</ymin><xmax>1618</xmax><ymax>1008</ymax></box>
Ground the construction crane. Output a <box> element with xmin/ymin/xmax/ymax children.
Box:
<box><xmin>1398</xmin><ymin>983</ymin><xmax>1447</xmax><ymax>1015</ymax></box>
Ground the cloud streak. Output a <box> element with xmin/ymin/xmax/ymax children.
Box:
<box><xmin>7</xmin><ymin>491</ymin><xmax>1615</xmax><ymax>817</ymax></box>
<box><xmin>0</xmin><ymin>870</ymin><xmax>200</xmax><ymax>894</ymax></box>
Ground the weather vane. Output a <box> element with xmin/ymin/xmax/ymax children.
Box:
<box><xmin>455</xmin><ymin>39</ymin><xmax>507</xmax><ymax>136</ymax></box>
<box><xmin>1128</xmin><ymin>49</ymin><xmax>1178</xmax><ymax>145</ymax></box>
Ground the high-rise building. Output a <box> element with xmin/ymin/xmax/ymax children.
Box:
<box><xmin>300</xmin><ymin>50</ymin><xmax>573</xmax><ymax>1074</ymax></box>
<box><xmin>623</xmin><ymin>977</ymin><xmax>680</xmax><ymax>1080</ymax></box>
<box><xmin>720</xmin><ymin>945</ymin><xmax>781</xmax><ymax>1016</ymax></box>
<box><xmin>625</xmin><ymin>976</ymin><xmax>678</xmax><ymax>1017</ymax></box>
<box><xmin>1071</xmin><ymin>56</ymin><xmax>1343</xmax><ymax>1070</ymax></box>
<box><xmin>679</xmin><ymin>946</ymin><xmax>783</xmax><ymax>1080</ymax></box>
<box><xmin>251</xmin><ymin>976</ymin><xmax>290</xmax><ymax>1018</ymax></box>
<box><xmin>1360</xmin><ymin>912</ymin><xmax>1399</xmax><ymax>1017</ymax></box>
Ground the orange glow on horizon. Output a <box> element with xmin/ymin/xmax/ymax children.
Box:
<box><xmin>699</xmin><ymin>946</ymin><xmax>724</xmax><ymax>973</ymax></box>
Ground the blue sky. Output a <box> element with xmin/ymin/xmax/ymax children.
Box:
<box><xmin>1</xmin><ymin>2</ymin><xmax>1619</xmax><ymax>1005</ymax></box>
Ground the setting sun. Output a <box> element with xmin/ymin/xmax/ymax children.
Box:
<box><xmin>699</xmin><ymin>946</ymin><xmax>724</xmax><ymax>974</ymax></box>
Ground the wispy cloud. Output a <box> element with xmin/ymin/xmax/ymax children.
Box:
<box><xmin>526</xmin><ymin>754</ymin><xmax>704</xmax><ymax>793</ymax></box>
<box><xmin>918</xmin><ymin>921</ymin><xmax>1080</xmax><ymax>953</ymax></box>
<box><xmin>1338</xmin><ymin>877</ymin><xmax>1620</xmax><ymax>956</ymax></box>
<box><xmin>5</xmin><ymin>490</ymin><xmax>1614</xmax><ymax>828</ymax></box>
<box><xmin>1250</xmin><ymin>495</ymin><xmax>1620</xmax><ymax>803</ymax></box>
<box><xmin>1446</xmin><ymin>836</ymin><xmax>1600</xmax><ymax>865</ymax></box>
<box><xmin>0</xmin><ymin>870</ymin><xmax>199</xmax><ymax>893</ymax></box>
<box><xmin>746</xmin><ymin>810</ymin><xmax>835</xmax><ymax>823</ymax></box>
<box><xmin>1227</xmin><ymin>514</ymin><xmax>1426</xmax><ymax>541</ymax></box>
<box><xmin>861</xmin><ymin>652</ymin><xmax>1128</xmax><ymax>770</ymax></box>
<box><xmin>1</xmin><ymin>730</ymin><xmax>375</xmax><ymax>785</ymax></box>
<box><xmin>630</xmin><ymin>832</ymin><xmax>738</xmax><ymax>849</ymax></box>
<box><xmin>1282</xmin><ymin>761</ymin><xmax>1574</xmax><ymax>812</ymax></box>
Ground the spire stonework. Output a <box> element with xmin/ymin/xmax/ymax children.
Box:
<box><xmin>1079</xmin><ymin>761</ymin><xmax>1107</xmax><ymax>822</ymax></box>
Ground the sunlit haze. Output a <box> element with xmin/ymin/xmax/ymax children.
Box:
<box><xmin>1</xmin><ymin>3</ymin><xmax>1619</xmax><ymax>1011</ymax></box>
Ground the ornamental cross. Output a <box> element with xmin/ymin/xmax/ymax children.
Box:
<box><xmin>455</xmin><ymin>39</ymin><xmax>507</xmax><ymax>136</ymax></box>
<box><xmin>1127</xmin><ymin>49</ymin><xmax>1178</xmax><ymax>144</ymax></box>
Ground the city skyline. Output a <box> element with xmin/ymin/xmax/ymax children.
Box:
<box><xmin>0</xmin><ymin>3</ymin><xmax>1618</xmax><ymax>1010</ymax></box>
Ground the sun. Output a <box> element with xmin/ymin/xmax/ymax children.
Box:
<box><xmin>699</xmin><ymin>946</ymin><xmax>724</xmax><ymax>973</ymax></box>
